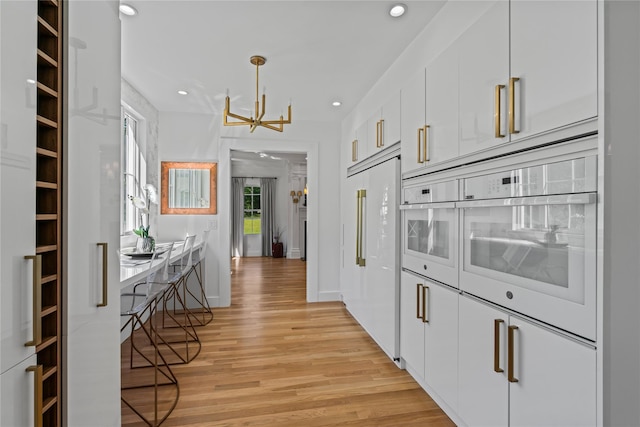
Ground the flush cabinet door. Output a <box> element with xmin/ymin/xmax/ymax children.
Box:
<box><xmin>64</xmin><ymin>2</ymin><xmax>121</xmax><ymax>425</ymax></box>
<box><xmin>400</xmin><ymin>69</ymin><xmax>426</xmax><ymax>175</ymax></box>
<box><xmin>425</xmin><ymin>43</ymin><xmax>459</xmax><ymax>165</ymax></box>
<box><xmin>380</xmin><ymin>91</ymin><xmax>401</xmax><ymax>149</ymax></box>
<box><xmin>423</xmin><ymin>279</ymin><xmax>459</xmax><ymax>412</ymax></box>
<box><xmin>351</xmin><ymin>121</ymin><xmax>368</xmax><ymax>165</ymax></box>
<box><xmin>341</xmin><ymin>173</ymin><xmax>364</xmax><ymax>320</ymax></box>
<box><xmin>458</xmin><ymin>0</ymin><xmax>510</xmax><ymax>156</ymax></box>
<box><xmin>458</xmin><ymin>296</ymin><xmax>509</xmax><ymax>427</ymax></box>
<box><xmin>510</xmin><ymin>0</ymin><xmax>597</xmax><ymax>141</ymax></box>
<box><xmin>400</xmin><ymin>272</ymin><xmax>426</xmax><ymax>380</ymax></box>
<box><xmin>0</xmin><ymin>355</ymin><xmax>37</xmax><ymax>427</ymax></box>
<box><xmin>509</xmin><ymin>316</ymin><xmax>596</xmax><ymax>427</ymax></box>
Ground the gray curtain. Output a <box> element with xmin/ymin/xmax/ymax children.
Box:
<box><xmin>260</xmin><ymin>178</ymin><xmax>276</xmax><ymax>256</ymax></box>
<box><xmin>231</xmin><ymin>178</ymin><xmax>245</xmax><ymax>257</ymax></box>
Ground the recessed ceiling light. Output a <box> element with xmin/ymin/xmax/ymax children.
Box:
<box><xmin>332</xmin><ymin>101</ymin><xmax>342</xmax><ymax>107</ymax></box>
<box><xmin>389</xmin><ymin>4</ymin><xmax>407</xmax><ymax>18</ymax></box>
<box><xmin>177</xmin><ymin>90</ymin><xmax>188</xmax><ymax>95</ymax></box>
<box><xmin>119</xmin><ymin>4</ymin><xmax>137</xmax><ymax>16</ymax></box>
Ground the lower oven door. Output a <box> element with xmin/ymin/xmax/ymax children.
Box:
<box><xmin>400</xmin><ymin>202</ymin><xmax>458</xmax><ymax>287</ymax></box>
<box><xmin>459</xmin><ymin>193</ymin><xmax>597</xmax><ymax>341</ymax></box>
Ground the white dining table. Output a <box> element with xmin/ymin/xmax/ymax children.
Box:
<box><xmin>119</xmin><ymin>239</ymin><xmax>203</xmax><ymax>289</ymax></box>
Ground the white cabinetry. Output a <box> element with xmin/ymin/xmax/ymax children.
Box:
<box><xmin>0</xmin><ymin>0</ymin><xmax>38</xmax><ymax>424</ymax></box>
<box><xmin>458</xmin><ymin>296</ymin><xmax>596</xmax><ymax>427</ymax></box>
<box><xmin>63</xmin><ymin>2</ymin><xmax>121</xmax><ymax>425</ymax></box>
<box><xmin>342</xmin><ymin>158</ymin><xmax>399</xmax><ymax>360</ymax></box>
<box><xmin>400</xmin><ymin>69</ymin><xmax>425</xmax><ymax>175</ymax></box>
<box><xmin>458</xmin><ymin>0</ymin><xmax>597</xmax><ymax>157</ymax></box>
<box><xmin>351</xmin><ymin>92</ymin><xmax>400</xmax><ymax>166</ymax></box>
<box><xmin>400</xmin><ymin>271</ymin><xmax>458</xmax><ymax>411</ymax></box>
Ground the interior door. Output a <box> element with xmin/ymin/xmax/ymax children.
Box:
<box><xmin>64</xmin><ymin>2</ymin><xmax>121</xmax><ymax>424</ymax></box>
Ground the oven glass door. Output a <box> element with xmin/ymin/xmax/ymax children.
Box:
<box><xmin>401</xmin><ymin>202</ymin><xmax>458</xmax><ymax>287</ymax></box>
<box><xmin>460</xmin><ymin>193</ymin><xmax>597</xmax><ymax>340</ymax></box>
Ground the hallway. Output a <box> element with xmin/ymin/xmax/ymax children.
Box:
<box><xmin>122</xmin><ymin>257</ymin><xmax>454</xmax><ymax>426</ymax></box>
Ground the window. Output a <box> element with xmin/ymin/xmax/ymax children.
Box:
<box><xmin>121</xmin><ymin>111</ymin><xmax>147</xmax><ymax>234</ymax></box>
<box><xmin>244</xmin><ymin>186</ymin><xmax>261</xmax><ymax>234</ymax></box>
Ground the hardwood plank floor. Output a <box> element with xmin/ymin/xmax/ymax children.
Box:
<box><xmin>122</xmin><ymin>257</ymin><xmax>455</xmax><ymax>426</ymax></box>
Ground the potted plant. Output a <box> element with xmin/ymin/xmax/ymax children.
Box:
<box><xmin>128</xmin><ymin>183</ymin><xmax>158</xmax><ymax>252</ymax></box>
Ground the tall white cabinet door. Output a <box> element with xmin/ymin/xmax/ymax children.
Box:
<box><xmin>509</xmin><ymin>317</ymin><xmax>597</xmax><ymax>427</ymax></box>
<box><xmin>458</xmin><ymin>1</ymin><xmax>509</xmax><ymax>156</ymax></box>
<box><xmin>400</xmin><ymin>271</ymin><xmax>425</xmax><ymax>380</ymax></box>
<box><xmin>426</xmin><ymin>45</ymin><xmax>459</xmax><ymax>164</ymax></box>
<box><xmin>458</xmin><ymin>296</ymin><xmax>508</xmax><ymax>427</ymax></box>
<box><xmin>341</xmin><ymin>173</ymin><xmax>363</xmax><ymax>315</ymax></box>
<box><xmin>423</xmin><ymin>280</ymin><xmax>458</xmax><ymax>411</ymax></box>
<box><xmin>363</xmin><ymin>158</ymin><xmax>398</xmax><ymax>358</ymax></box>
<box><xmin>0</xmin><ymin>0</ymin><xmax>37</xmax><ymax>374</ymax></box>
<box><xmin>1</xmin><ymin>354</ymin><xmax>37</xmax><ymax>427</ymax></box>
<box><xmin>510</xmin><ymin>0</ymin><xmax>597</xmax><ymax>140</ymax></box>
<box><xmin>64</xmin><ymin>2</ymin><xmax>121</xmax><ymax>425</ymax></box>
<box><xmin>400</xmin><ymin>69</ymin><xmax>426</xmax><ymax>175</ymax></box>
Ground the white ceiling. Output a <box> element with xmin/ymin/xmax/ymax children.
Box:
<box><xmin>121</xmin><ymin>1</ymin><xmax>446</xmax><ymax>124</ymax></box>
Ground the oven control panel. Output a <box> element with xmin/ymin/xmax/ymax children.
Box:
<box><xmin>403</xmin><ymin>179</ymin><xmax>458</xmax><ymax>204</ymax></box>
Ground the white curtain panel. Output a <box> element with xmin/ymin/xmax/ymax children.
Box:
<box><xmin>231</xmin><ymin>177</ymin><xmax>245</xmax><ymax>257</ymax></box>
<box><xmin>260</xmin><ymin>178</ymin><xmax>276</xmax><ymax>256</ymax></box>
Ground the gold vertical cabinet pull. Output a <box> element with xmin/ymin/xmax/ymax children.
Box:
<box><xmin>509</xmin><ymin>77</ymin><xmax>520</xmax><ymax>135</ymax></box>
<box><xmin>357</xmin><ymin>189</ymin><xmax>366</xmax><ymax>267</ymax></box>
<box><xmin>355</xmin><ymin>191</ymin><xmax>361</xmax><ymax>265</ymax></box>
<box><xmin>494</xmin><ymin>319</ymin><xmax>505</xmax><ymax>373</ymax></box>
<box><xmin>352</xmin><ymin>139</ymin><xmax>358</xmax><ymax>162</ymax></box>
<box><xmin>375</xmin><ymin>121</ymin><xmax>380</xmax><ymax>147</ymax></box>
<box><xmin>495</xmin><ymin>84</ymin><xmax>505</xmax><ymax>138</ymax></box>
<box><xmin>417</xmin><ymin>127</ymin><xmax>424</xmax><ymax>164</ymax></box>
<box><xmin>26</xmin><ymin>365</ymin><xmax>43</xmax><ymax>427</ymax></box>
<box><xmin>97</xmin><ymin>242</ymin><xmax>108</xmax><ymax>307</ymax></box>
<box><xmin>377</xmin><ymin>119</ymin><xmax>384</xmax><ymax>148</ymax></box>
<box><xmin>423</xmin><ymin>125</ymin><xmax>430</xmax><ymax>162</ymax></box>
<box><xmin>416</xmin><ymin>284</ymin><xmax>422</xmax><ymax>319</ymax></box>
<box><xmin>421</xmin><ymin>285</ymin><xmax>429</xmax><ymax>323</ymax></box>
<box><xmin>24</xmin><ymin>255</ymin><xmax>42</xmax><ymax>347</ymax></box>
<box><xmin>508</xmin><ymin>325</ymin><xmax>519</xmax><ymax>383</ymax></box>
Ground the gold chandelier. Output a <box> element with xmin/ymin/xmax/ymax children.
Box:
<box><xmin>224</xmin><ymin>55</ymin><xmax>292</xmax><ymax>133</ymax></box>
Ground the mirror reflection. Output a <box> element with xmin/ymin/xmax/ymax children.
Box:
<box><xmin>168</xmin><ymin>168</ymin><xmax>211</xmax><ymax>208</ymax></box>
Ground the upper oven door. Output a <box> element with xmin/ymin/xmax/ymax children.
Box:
<box><xmin>459</xmin><ymin>193</ymin><xmax>597</xmax><ymax>341</ymax></box>
<box><xmin>400</xmin><ymin>202</ymin><xmax>458</xmax><ymax>287</ymax></box>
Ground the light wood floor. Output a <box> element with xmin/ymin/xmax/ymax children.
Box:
<box><xmin>121</xmin><ymin>257</ymin><xmax>455</xmax><ymax>427</ymax></box>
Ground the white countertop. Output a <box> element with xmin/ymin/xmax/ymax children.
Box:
<box><xmin>119</xmin><ymin>239</ymin><xmax>203</xmax><ymax>289</ymax></box>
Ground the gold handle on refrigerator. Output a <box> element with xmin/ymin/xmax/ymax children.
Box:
<box><xmin>417</xmin><ymin>127</ymin><xmax>424</xmax><ymax>164</ymax></box>
<box><xmin>355</xmin><ymin>190</ymin><xmax>361</xmax><ymax>265</ymax></box>
<box><xmin>357</xmin><ymin>189</ymin><xmax>366</xmax><ymax>267</ymax></box>
<box><xmin>508</xmin><ymin>325</ymin><xmax>519</xmax><ymax>383</ymax></box>
<box><xmin>416</xmin><ymin>284</ymin><xmax>422</xmax><ymax>319</ymax></box>
<box><xmin>26</xmin><ymin>365</ymin><xmax>43</xmax><ymax>427</ymax></box>
<box><xmin>352</xmin><ymin>139</ymin><xmax>358</xmax><ymax>162</ymax></box>
<box><xmin>509</xmin><ymin>77</ymin><xmax>520</xmax><ymax>135</ymax></box>
<box><xmin>421</xmin><ymin>285</ymin><xmax>429</xmax><ymax>323</ymax></box>
<box><xmin>24</xmin><ymin>255</ymin><xmax>42</xmax><ymax>347</ymax></box>
<box><xmin>495</xmin><ymin>84</ymin><xmax>505</xmax><ymax>138</ymax></box>
<box><xmin>423</xmin><ymin>125</ymin><xmax>430</xmax><ymax>162</ymax></box>
<box><xmin>97</xmin><ymin>242</ymin><xmax>108</xmax><ymax>307</ymax></box>
<box><xmin>494</xmin><ymin>319</ymin><xmax>505</xmax><ymax>373</ymax></box>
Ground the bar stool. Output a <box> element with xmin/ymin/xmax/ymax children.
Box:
<box><xmin>120</xmin><ymin>243</ymin><xmax>179</xmax><ymax>426</ymax></box>
<box><xmin>184</xmin><ymin>229</ymin><xmax>213</xmax><ymax>326</ymax></box>
<box><xmin>160</xmin><ymin>234</ymin><xmax>201</xmax><ymax>363</ymax></box>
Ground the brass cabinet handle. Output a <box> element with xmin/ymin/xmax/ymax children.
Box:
<box><xmin>352</xmin><ymin>139</ymin><xmax>358</xmax><ymax>162</ymax></box>
<box><xmin>494</xmin><ymin>319</ymin><xmax>505</xmax><ymax>373</ymax></box>
<box><xmin>358</xmin><ymin>190</ymin><xmax>366</xmax><ymax>267</ymax></box>
<box><xmin>26</xmin><ymin>365</ymin><xmax>43</xmax><ymax>427</ymax></box>
<box><xmin>416</xmin><ymin>283</ymin><xmax>422</xmax><ymax>319</ymax></box>
<box><xmin>508</xmin><ymin>325</ymin><xmax>519</xmax><ymax>383</ymax></box>
<box><xmin>423</xmin><ymin>125</ymin><xmax>430</xmax><ymax>162</ymax></box>
<box><xmin>96</xmin><ymin>243</ymin><xmax>108</xmax><ymax>307</ymax></box>
<box><xmin>417</xmin><ymin>127</ymin><xmax>424</xmax><ymax>164</ymax></box>
<box><xmin>375</xmin><ymin>120</ymin><xmax>380</xmax><ymax>147</ymax></box>
<box><xmin>509</xmin><ymin>77</ymin><xmax>520</xmax><ymax>134</ymax></box>
<box><xmin>24</xmin><ymin>255</ymin><xmax>42</xmax><ymax>347</ymax></box>
<box><xmin>422</xmin><ymin>285</ymin><xmax>429</xmax><ymax>323</ymax></box>
<box><xmin>355</xmin><ymin>191</ymin><xmax>361</xmax><ymax>265</ymax></box>
<box><xmin>495</xmin><ymin>84</ymin><xmax>506</xmax><ymax>138</ymax></box>
<box><xmin>378</xmin><ymin>119</ymin><xmax>384</xmax><ymax>148</ymax></box>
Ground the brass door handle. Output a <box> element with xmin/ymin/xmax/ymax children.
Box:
<box><xmin>495</xmin><ymin>84</ymin><xmax>506</xmax><ymax>138</ymax></box>
<box><xmin>422</xmin><ymin>285</ymin><xmax>429</xmax><ymax>323</ymax></box>
<box><xmin>494</xmin><ymin>319</ymin><xmax>504</xmax><ymax>373</ymax></box>
<box><xmin>377</xmin><ymin>119</ymin><xmax>384</xmax><ymax>148</ymax></box>
<box><xmin>416</xmin><ymin>283</ymin><xmax>422</xmax><ymax>319</ymax></box>
<box><xmin>352</xmin><ymin>139</ymin><xmax>357</xmax><ymax>162</ymax></box>
<box><xmin>356</xmin><ymin>191</ymin><xmax>361</xmax><ymax>265</ymax></box>
<box><xmin>423</xmin><ymin>125</ymin><xmax>430</xmax><ymax>162</ymax></box>
<box><xmin>26</xmin><ymin>365</ymin><xmax>43</xmax><ymax>427</ymax></box>
<box><xmin>97</xmin><ymin>242</ymin><xmax>108</xmax><ymax>307</ymax></box>
<box><xmin>358</xmin><ymin>190</ymin><xmax>366</xmax><ymax>267</ymax></box>
<box><xmin>508</xmin><ymin>324</ymin><xmax>519</xmax><ymax>383</ymax></box>
<box><xmin>417</xmin><ymin>127</ymin><xmax>424</xmax><ymax>164</ymax></box>
<box><xmin>24</xmin><ymin>255</ymin><xmax>42</xmax><ymax>347</ymax></box>
<box><xmin>509</xmin><ymin>77</ymin><xmax>520</xmax><ymax>135</ymax></box>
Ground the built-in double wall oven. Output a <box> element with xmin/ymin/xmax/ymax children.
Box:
<box><xmin>401</xmin><ymin>155</ymin><xmax>598</xmax><ymax>341</ymax></box>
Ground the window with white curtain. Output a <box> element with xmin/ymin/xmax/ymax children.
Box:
<box><xmin>121</xmin><ymin>111</ymin><xmax>147</xmax><ymax>235</ymax></box>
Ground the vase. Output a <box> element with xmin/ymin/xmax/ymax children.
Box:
<box><xmin>136</xmin><ymin>236</ymin><xmax>155</xmax><ymax>253</ymax></box>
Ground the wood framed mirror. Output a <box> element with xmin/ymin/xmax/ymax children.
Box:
<box><xmin>161</xmin><ymin>161</ymin><xmax>217</xmax><ymax>214</ymax></box>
